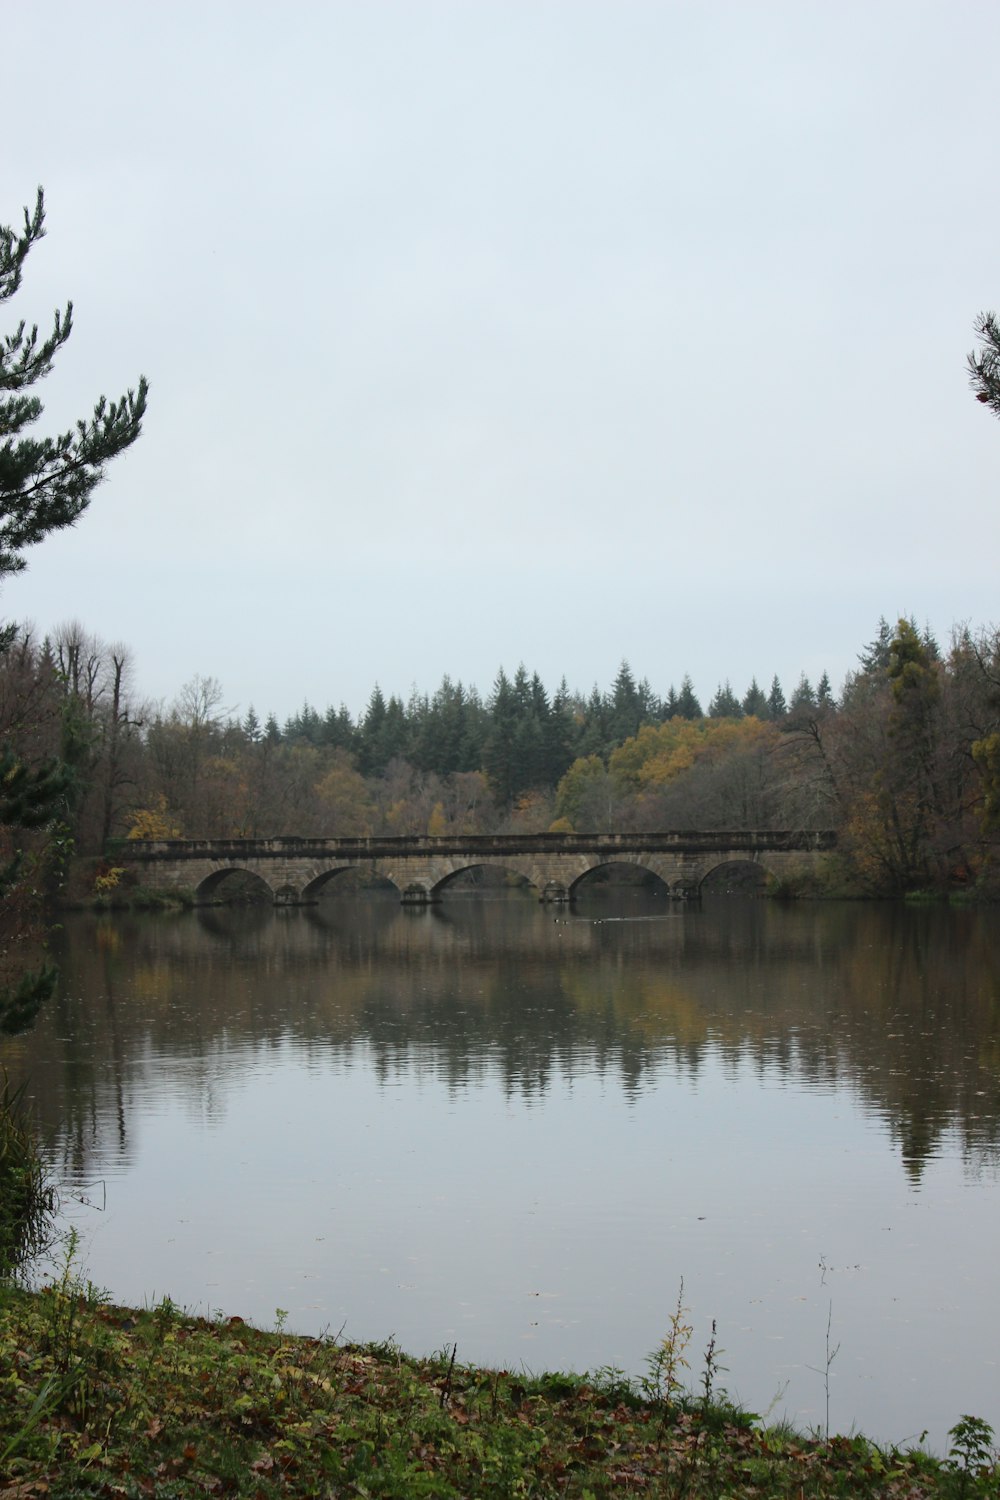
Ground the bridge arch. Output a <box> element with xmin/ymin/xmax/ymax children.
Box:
<box><xmin>431</xmin><ymin>863</ymin><xmax>538</xmax><ymax>899</ymax></box>
<box><xmin>568</xmin><ymin>860</ymin><xmax>671</xmax><ymax>899</ymax></box>
<box><xmin>697</xmin><ymin>857</ymin><xmax>770</xmax><ymax>895</ymax></box>
<box><xmin>302</xmin><ymin>866</ymin><xmax>401</xmax><ymax>900</ymax></box>
<box><xmin>196</xmin><ymin>867</ymin><xmax>275</xmax><ymax>903</ymax></box>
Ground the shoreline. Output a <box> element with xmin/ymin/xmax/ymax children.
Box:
<box><xmin>1</xmin><ymin>1281</ymin><xmax>995</xmax><ymax>1497</ymax></box>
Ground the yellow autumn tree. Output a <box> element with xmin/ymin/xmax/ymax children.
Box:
<box><xmin>609</xmin><ymin>720</ymin><xmax>713</xmax><ymax>789</ymax></box>
<box><xmin>314</xmin><ymin>751</ymin><xmax>374</xmax><ymax>835</ymax></box>
<box><xmin>610</xmin><ymin>717</ymin><xmax>779</xmax><ymax>792</ymax></box>
<box><xmin>126</xmin><ymin>796</ymin><xmax>181</xmax><ymax>839</ymax></box>
<box><xmin>427</xmin><ymin>801</ymin><xmax>447</xmax><ymax>836</ymax></box>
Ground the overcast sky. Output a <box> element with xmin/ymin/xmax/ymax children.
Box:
<box><xmin>4</xmin><ymin>1</ymin><xmax>999</xmax><ymax>723</ymax></box>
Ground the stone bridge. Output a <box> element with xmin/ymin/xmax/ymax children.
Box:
<box><xmin>115</xmin><ymin>830</ymin><xmax>836</xmax><ymax>905</ymax></box>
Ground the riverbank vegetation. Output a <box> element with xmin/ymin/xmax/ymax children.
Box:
<box><xmin>1</xmin><ymin>1267</ymin><xmax>997</xmax><ymax>1498</ymax></box>
<box><xmin>0</xmin><ymin>1077</ymin><xmax>54</xmax><ymax>1279</ymax></box>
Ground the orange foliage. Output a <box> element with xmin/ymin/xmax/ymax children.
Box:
<box><xmin>610</xmin><ymin>717</ymin><xmax>779</xmax><ymax>789</ymax></box>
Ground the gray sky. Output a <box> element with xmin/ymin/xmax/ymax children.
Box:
<box><xmin>4</xmin><ymin>1</ymin><xmax>999</xmax><ymax>724</ymax></box>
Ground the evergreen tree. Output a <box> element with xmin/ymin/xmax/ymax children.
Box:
<box><xmin>1</xmin><ymin>189</ymin><xmax>148</xmax><ymax>580</ymax></box>
<box><xmin>638</xmin><ymin>676</ymin><xmax>660</xmax><ymax>723</ymax></box>
<box><xmin>816</xmin><ymin>671</ymin><xmax>835</xmax><ymax>711</ymax></box>
<box><xmin>523</xmin><ymin>673</ymin><xmax>554</xmax><ymax>784</ymax></box>
<box><xmin>414</xmin><ymin>676</ymin><xmax>473</xmax><ymax>775</ymax></box>
<box><xmin>876</xmin><ymin>618</ymin><xmax>944</xmax><ymax>887</ymax></box>
<box><xmin>357</xmin><ymin>685</ymin><xmax>387</xmax><ymax>775</ymax></box>
<box><xmin>545</xmin><ymin>678</ymin><xmax>577</xmax><ymax>786</ymax></box>
<box><xmin>243</xmin><ymin>706</ymin><xmax>261</xmax><ymax>743</ymax></box>
<box><xmin>968</xmin><ymin>309</ymin><xmax>1000</xmax><ymax>418</ymax></box>
<box><xmin>359</xmin><ymin>688</ymin><xmax>408</xmax><ymax>774</ymax></box>
<box><xmin>483</xmin><ymin>668</ymin><xmax>518</xmax><ymax>804</ymax></box>
<box><xmin>789</xmin><ymin>674</ymin><xmax>816</xmax><ymax>714</ymax></box>
<box><xmin>675</xmin><ymin>674</ymin><xmax>702</xmax><ymax>719</ymax></box>
<box><xmin>575</xmin><ymin>684</ymin><xmax>610</xmax><ymax>757</ymax></box>
<box><xmin>285</xmin><ymin>701</ymin><xmax>323</xmax><ymax>745</ymax></box>
<box><xmin>858</xmin><ymin>617</ymin><xmax>894</xmax><ymax>674</ymax></box>
<box><xmin>382</xmin><ymin>695</ymin><xmax>409</xmax><ymax>765</ymax></box>
<box><xmin>320</xmin><ymin>703</ymin><xmax>355</xmax><ymax>752</ymax></box>
<box><xmin>766</xmin><ymin>675</ymin><xmax>787</xmax><ymax>719</ymax></box>
<box><xmin>608</xmin><ymin>660</ymin><xmax>644</xmax><ymax>743</ymax></box>
<box><xmin>708</xmin><ymin>681</ymin><xmax>742</xmax><ymax>719</ymax></box>
<box><xmin>921</xmin><ymin>623</ymin><xmax>941</xmax><ymax>661</ymax></box>
<box><xmin>458</xmin><ymin>684</ymin><xmax>488</xmax><ymax>771</ymax></box>
<box><xmin>742</xmin><ymin>677</ymin><xmax>768</xmax><ymax>718</ymax></box>
<box><xmin>499</xmin><ymin>667</ymin><xmax>551</xmax><ymax>796</ymax></box>
<box><xmin>512</xmin><ymin>707</ymin><xmax>547</xmax><ymax>793</ymax></box>
<box><xmin>2</xmin><ymin>188</ymin><xmax>148</xmax><ymax>1031</ymax></box>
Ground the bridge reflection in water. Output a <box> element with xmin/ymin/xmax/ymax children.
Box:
<box><xmin>116</xmin><ymin>830</ymin><xmax>836</xmax><ymax>905</ymax></box>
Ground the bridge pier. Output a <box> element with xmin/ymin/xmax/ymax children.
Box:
<box><xmin>671</xmin><ymin>880</ymin><xmax>701</xmax><ymax>901</ymax></box>
<box><xmin>400</xmin><ymin>884</ymin><xmax>439</xmax><ymax>906</ymax></box>
<box><xmin>540</xmin><ymin>882</ymin><xmax>570</xmax><ymax>904</ymax></box>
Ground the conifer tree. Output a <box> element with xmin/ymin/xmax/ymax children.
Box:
<box><xmin>676</xmin><ymin>674</ymin><xmax>702</xmax><ymax>719</ymax></box>
<box><xmin>968</xmin><ymin>310</ymin><xmax>1000</xmax><ymax>418</ymax></box>
<box><xmin>243</xmin><ymin>706</ymin><xmax>262</xmax><ymax>743</ymax></box>
<box><xmin>575</xmin><ymin>684</ymin><xmax>609</xmax><ymax>757</ymax></box>
<box><xmin>1</xmin><ymin>188</ymin><xmax>148</xmax><ymax>1032</ymax></box>
<box><xmin>766</xmin><ymin>675</ymin><xmax>787</xmax><ymax>719</ymax></box>
<box><xmin>789</xmin><ymin>674</ymin><xmax>816</xmax><ymax>714</ymax></box>
<box><xmin>358</xmin><ymin>686</ymin><xmax>387</xmax><ymax>774</ymax></box>
<box><xmin>546</xmin><ymin>679</ymin><xmax>576</xmax><ymax>785</ymax></box>
<box><xmin>858</xmin><ymin>617</ymin><xmax>894</xmax><ymax>674</ymax></box>
<box><xmin>321</xmin><ymin>703</ymin><xmax>356</xmax><ymax>752</ymax></box>
<box><xmin>1</xmin><ymin>189</ymin><xmax>148</xmax><ymax>580</ymax></box>
<box><xmin>708</xmin><ymin>681</ymin><xmax>742</xmax><ymax>719</ymax></box>
<box><xmin>742</xmin><ymin>677</ymin><xmax>768</xmax><ymax>718</ymax></box>
<box><xmin>608</xmin><ymin>660</ymin><xmax>644</xmax><ymax>743</ymax></box>
<box><xmin>816</xmin><ymin>672</ymin><xmax>835</xmax><ymax>711</ymax></box>
<box><xmin>484</xmin><ymin>668</ymin><xmax>518</xmax><ymax>804</ymax></box>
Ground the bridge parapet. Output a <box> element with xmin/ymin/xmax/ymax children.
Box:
<box><xmin>119</xmin><ymin>830</ymin><xmax>835</xmax><ymax>860</ymax></box>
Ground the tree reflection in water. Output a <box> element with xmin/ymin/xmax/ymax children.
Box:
<box><xmin>5</xmin><ymin>893</ymin><xmax>1000</xmax><ymax>1450</ymax></box>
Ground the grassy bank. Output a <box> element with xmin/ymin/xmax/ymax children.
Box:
<box><xmin>0</xmin><ymin>1272</ymin><xmax>996</xmax><ymax>1498</ymax></box>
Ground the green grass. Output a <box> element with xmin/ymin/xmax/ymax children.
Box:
<box><xmin>0</xmin><ymin>1270</ymin><xmax>996</xmax><ymax>1498</ymax></box>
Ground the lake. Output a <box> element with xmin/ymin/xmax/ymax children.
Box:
<box><xmin>4</xmin><ymin>890</ymin><xmax>999</xmax><ymax>1451</ymax></box>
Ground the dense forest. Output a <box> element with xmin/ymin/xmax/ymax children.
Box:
<box><xmin>2</xmin><ymin>613</ymin><xmax>1000</xmax><ymax>905</ymax></box>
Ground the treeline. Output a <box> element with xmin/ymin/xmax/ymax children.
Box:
<box><xmin>276</xmin><ymin>664</ymin><xmax>834</xmax><ymax>790</ymax></box>
<box><xmin>3</xmin><ymin>616</ymin><xmax>1000</xmax><ymax>896</ymax></box>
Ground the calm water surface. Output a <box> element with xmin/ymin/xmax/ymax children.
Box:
<box><xmin>6</xmin><ymin>892</ymin><xmax>1000</xmax><ymax>1450</ymax></box>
